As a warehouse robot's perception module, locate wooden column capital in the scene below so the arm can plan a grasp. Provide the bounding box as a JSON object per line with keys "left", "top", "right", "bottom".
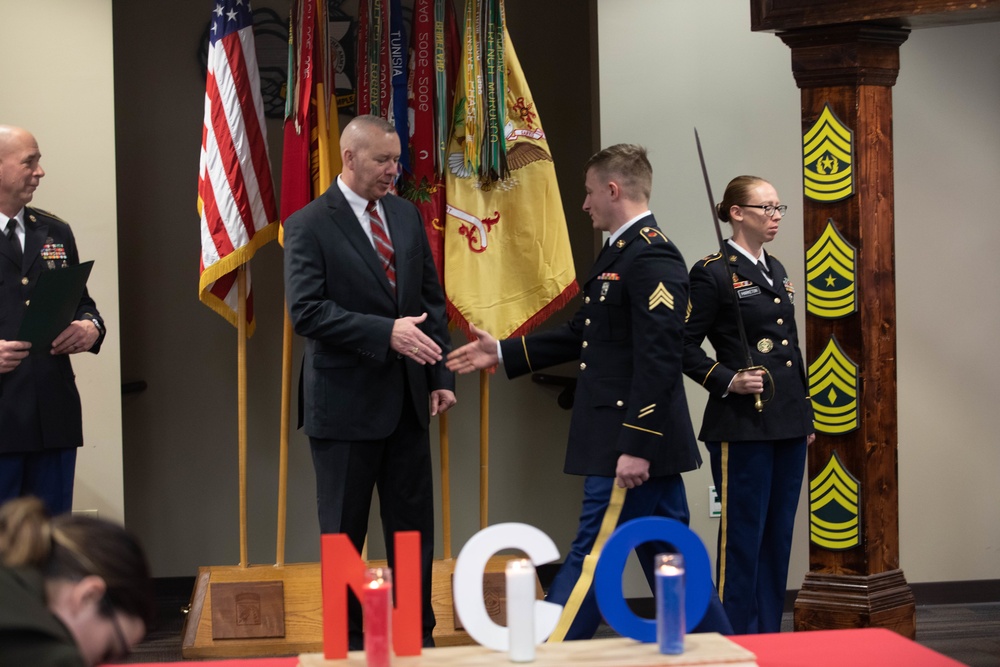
{"left": 779, "top": 23, "right": 909, "bottom": 87}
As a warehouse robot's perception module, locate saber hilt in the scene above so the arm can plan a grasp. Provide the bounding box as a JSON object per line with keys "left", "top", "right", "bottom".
{"left": 737, "top": 364, "right": 774, "bottom": 412}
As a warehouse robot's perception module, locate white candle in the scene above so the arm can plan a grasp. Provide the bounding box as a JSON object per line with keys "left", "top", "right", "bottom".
{"left": 505, "top": 558, "right": 536, "bottom": 662}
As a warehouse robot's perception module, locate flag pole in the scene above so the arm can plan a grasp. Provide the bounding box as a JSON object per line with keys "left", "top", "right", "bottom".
{"left": 479, "top": 370, "right": 489, "bottom": 529}
{"left": 439, "top": 412, "right": 452, "bottom": 559}
{"left": 275, "top": 306, "right": 293, "bottom": 566}
{"left": 237, "top": 265, "right": 249, "bottom": 569}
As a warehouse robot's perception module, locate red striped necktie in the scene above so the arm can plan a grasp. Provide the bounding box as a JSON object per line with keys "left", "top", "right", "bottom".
{"left": 367, "top": 200, "right": 396, "bottom": 290}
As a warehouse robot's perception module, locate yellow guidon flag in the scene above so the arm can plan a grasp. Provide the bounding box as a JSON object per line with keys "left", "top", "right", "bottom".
{"left": 444, "top": 0, "right": 578, "bottom": 339}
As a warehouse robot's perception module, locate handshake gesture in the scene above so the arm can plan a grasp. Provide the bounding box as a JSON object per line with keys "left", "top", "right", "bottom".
{"left": 446, "top": 324, "right": 499, "bottom": 374}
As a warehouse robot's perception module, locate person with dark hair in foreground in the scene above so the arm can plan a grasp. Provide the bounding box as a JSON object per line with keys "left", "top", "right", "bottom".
{"left": 0, "top": 496, "right": 154, "bottom": 666}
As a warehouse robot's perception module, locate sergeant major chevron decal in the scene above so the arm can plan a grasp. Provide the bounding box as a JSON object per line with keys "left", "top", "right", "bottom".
{"left": 803, "top": 104, "right": 854, "bottom": 202}
{"left": 806, "top": 219, "right": 857, "bottom": 319}
{"left": 808, "top": 336, "right": 860, "bottom": 435}
{"left": 809, "top": 450, "right": 861, "bottom": 551}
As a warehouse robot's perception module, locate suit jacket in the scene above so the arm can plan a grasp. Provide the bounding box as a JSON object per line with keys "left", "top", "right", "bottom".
{"left": 683, "top": 246, "right": 813, "bottom": 442}
{"left": 0, "top": 566, "right": 86, "bottom": 667}
{"left": 501, "top": 216, "right": 701, "bottom": 478}
{"left": 0, "top": 208, "right": 104, "bottom": 455}
{"left": 283, "top": 182, "right": 454, "bottom": 441}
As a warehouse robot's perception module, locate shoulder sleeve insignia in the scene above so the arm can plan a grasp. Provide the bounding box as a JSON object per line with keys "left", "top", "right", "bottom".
{"left": 649, "top": 282, "right": 675, "bottom": 311}
{"left": 640, "top": 227, "right": 667, "bottom": 244}
{"left": 700, "top": 251, "right": 723, "bottom": 266}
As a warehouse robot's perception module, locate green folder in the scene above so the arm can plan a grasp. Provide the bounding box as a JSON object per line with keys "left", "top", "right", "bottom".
{"left": 17, "top": 261, "right": 94, "bottom": 350}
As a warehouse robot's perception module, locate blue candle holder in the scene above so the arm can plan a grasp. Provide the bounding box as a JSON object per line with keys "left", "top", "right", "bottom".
{"left": 655, "top": 552, "right": 685, "bottom": 654}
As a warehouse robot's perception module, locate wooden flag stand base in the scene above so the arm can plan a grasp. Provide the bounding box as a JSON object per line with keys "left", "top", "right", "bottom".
{"left": 182, "top": 563, "right": 323, "bottom": 659}
{"left": 182, "top": 556, "right": 535, "bottom": 659}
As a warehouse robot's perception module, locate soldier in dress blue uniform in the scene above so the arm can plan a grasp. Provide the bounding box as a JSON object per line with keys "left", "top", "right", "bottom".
{"left": 0, "top": 126, "right": 105, "bottom": 515}
{"left": 448, "top": 144, "right": 730, "bottom": 640}
{"left": 683, "top": 175, "right": 814, "bottom": 634}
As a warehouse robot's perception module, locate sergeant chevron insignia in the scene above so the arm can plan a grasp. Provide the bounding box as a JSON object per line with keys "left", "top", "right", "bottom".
{"left": 808, "top": 336, "right": 859, "bottom": 435}
{"left": 649, "top": 283, "right": 674, "bottom": 310}
{"left": 809, "top": 451, "right": 861, "bottom": 550}
{"left": 803, "top": 103, "right": 855, "bottom": 203}
{"left": 806, "top": 219, "right": 857, "bottom": 318}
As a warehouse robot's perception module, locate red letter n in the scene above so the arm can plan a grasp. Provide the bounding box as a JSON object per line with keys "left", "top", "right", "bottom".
{"left": 319, "top": 531, "right": 423, "bottom": 659}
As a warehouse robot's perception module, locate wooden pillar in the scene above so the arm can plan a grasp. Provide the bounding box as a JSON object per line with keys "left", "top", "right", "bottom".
{"left": 778, "top": 23, "right": 917, "bottom": 638}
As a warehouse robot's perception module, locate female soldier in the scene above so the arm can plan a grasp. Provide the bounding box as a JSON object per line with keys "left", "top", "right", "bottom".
{"left": 683, "top": 175, "right": 814, "bottom": 634}
{"left": 0, "top": 497, "right": 155, "bottom": 665}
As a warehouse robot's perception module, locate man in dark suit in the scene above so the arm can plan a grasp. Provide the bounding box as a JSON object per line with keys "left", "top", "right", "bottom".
{"left": 0, "top": 125, "right": 105, "bottom": 516}
{"left": 447, "top": 144, "right": 730, "bottom": 640}
{"left": 283, "top": 115, "right": 456, "bottom": 648}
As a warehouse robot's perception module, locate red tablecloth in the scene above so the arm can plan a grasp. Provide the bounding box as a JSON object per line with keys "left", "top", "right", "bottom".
{"left": 123, "top": 628, "right": 963, "bottom": 666}
{"left": 732, "top": 628, "right": 965, "bottom": 667}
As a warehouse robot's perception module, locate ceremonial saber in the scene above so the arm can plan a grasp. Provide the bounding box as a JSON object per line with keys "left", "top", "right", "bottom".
{"left": 694, "top": 129, "right": 765, "bottom": 412}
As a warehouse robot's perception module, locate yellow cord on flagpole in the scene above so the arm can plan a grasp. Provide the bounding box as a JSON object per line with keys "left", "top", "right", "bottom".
{"left": 275, "top": 306, "right": 293, "bottom": 566}
{"left": 480, "top": 370, "right": 489, "bottom": 529}
{"left": 237, "top": 266, "right": 249, "bottom": 569}
{"left": 439, "top": 412, "right": 452, "bottom": 560}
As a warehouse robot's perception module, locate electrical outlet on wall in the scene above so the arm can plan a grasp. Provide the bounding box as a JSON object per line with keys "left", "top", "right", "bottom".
{"left": 708, "top": 486, "right": 721, "bottom": 518}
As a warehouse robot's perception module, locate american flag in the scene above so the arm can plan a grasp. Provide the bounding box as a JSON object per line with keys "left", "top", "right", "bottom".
{"left": 198, "top": 0, "right": 278, "bottom": 335}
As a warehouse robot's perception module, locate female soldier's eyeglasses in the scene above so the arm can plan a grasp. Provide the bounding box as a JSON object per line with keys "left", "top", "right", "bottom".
{"left": 739, "top": 204, "right": 787, "bottom": 217}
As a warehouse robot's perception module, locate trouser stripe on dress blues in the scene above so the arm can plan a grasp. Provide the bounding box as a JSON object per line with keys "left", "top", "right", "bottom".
{"left": 548, "top": 485, "right": 626, "bottom": 642}
{"left": 718, "top": 441, "right": 730, "bottom": 603}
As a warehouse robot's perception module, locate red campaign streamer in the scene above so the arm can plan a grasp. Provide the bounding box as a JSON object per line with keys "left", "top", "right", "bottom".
{"left": 357, "top": 0, "right": 371, "bottom": 114}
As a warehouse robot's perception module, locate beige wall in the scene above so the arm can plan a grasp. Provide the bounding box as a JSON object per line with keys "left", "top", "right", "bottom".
{"left": 598, "top": 0, "right": 1000, "bottom": 586}
{"left": 0, "top": 0, "right": 125, "bottom": 521}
